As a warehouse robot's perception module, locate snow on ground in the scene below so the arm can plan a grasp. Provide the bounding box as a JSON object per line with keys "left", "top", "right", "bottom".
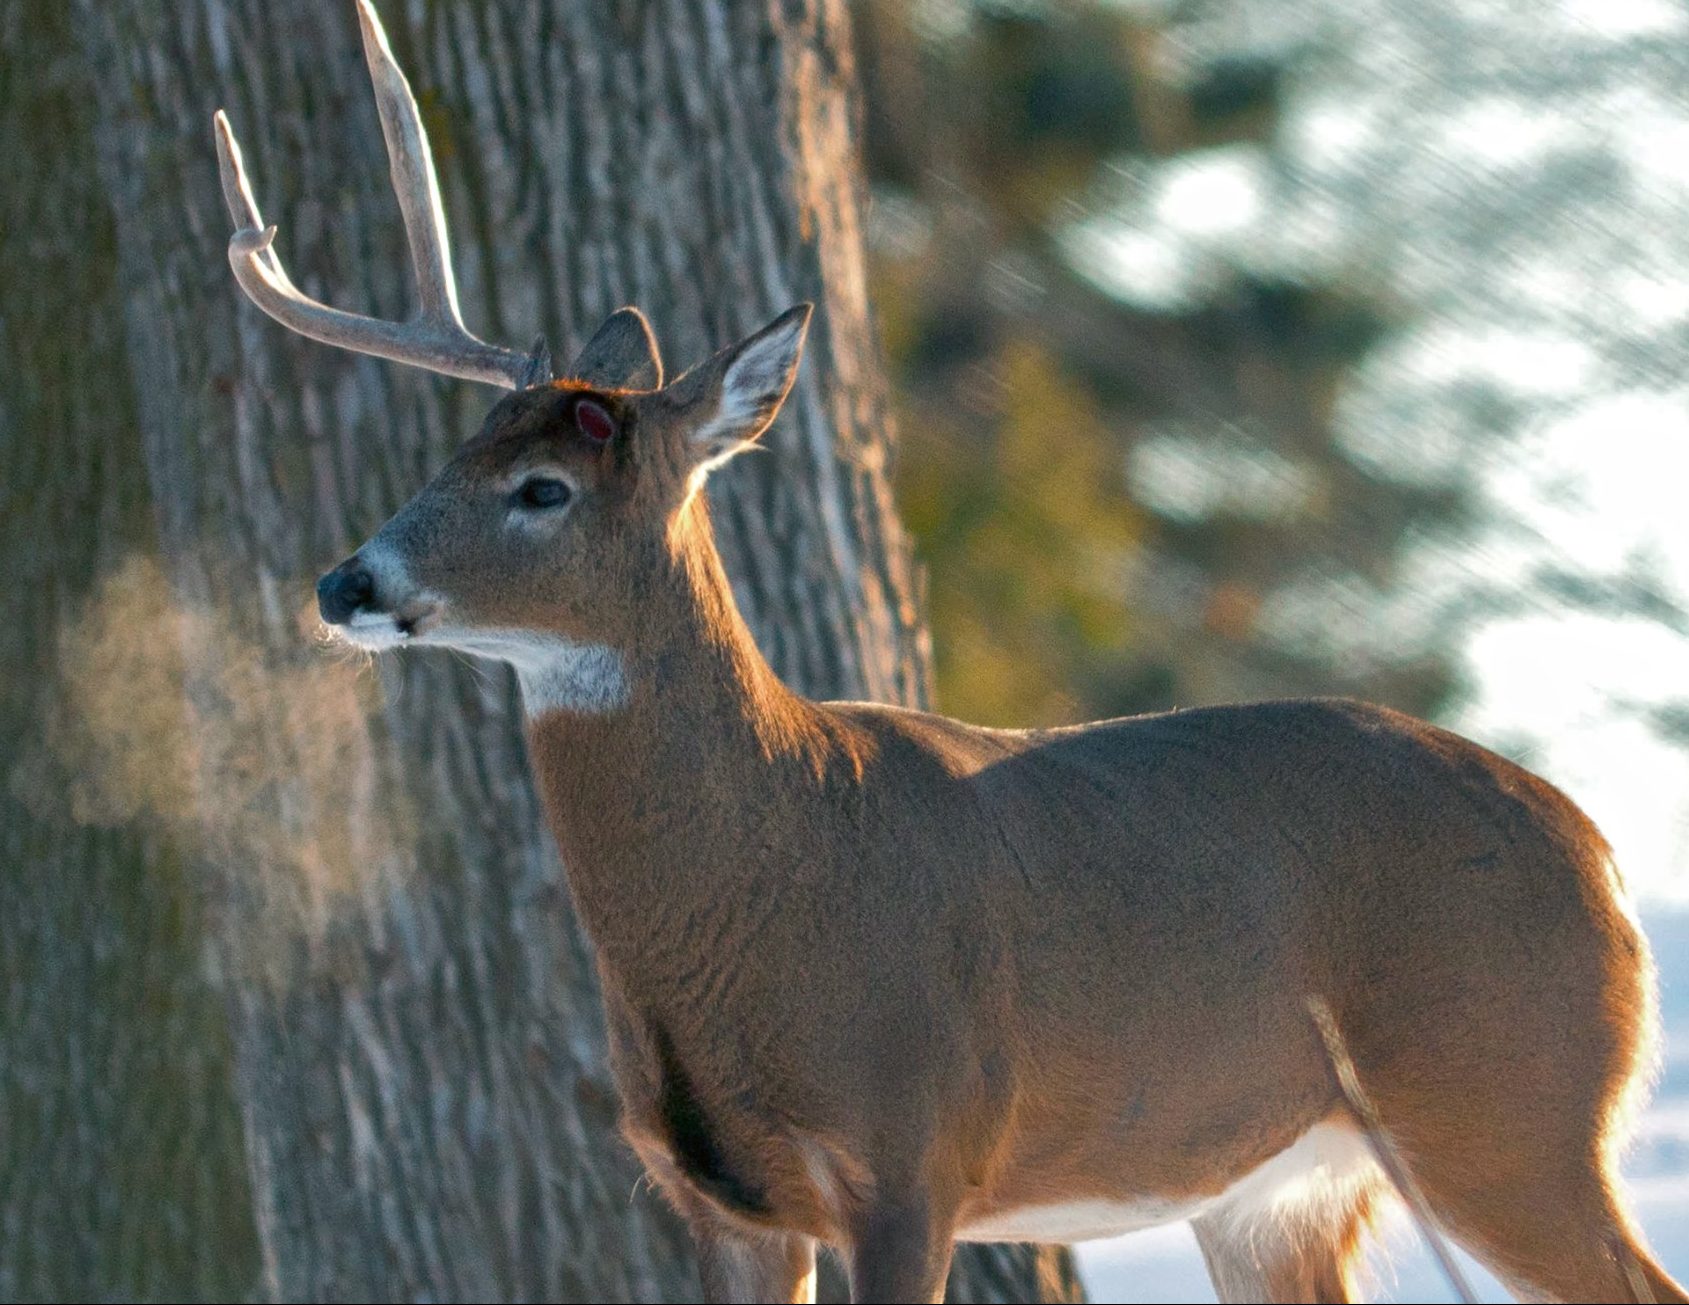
{"left": 1078, "top": 911, "right": 1689, "bottom": 1302}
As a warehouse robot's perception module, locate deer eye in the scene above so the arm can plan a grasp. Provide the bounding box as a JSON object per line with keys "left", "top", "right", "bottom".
{"left": 513, "top": 476, "right": 572, "bottom": 510}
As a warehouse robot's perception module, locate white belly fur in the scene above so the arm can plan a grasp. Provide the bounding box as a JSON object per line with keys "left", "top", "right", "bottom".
{"left": 956, "top": 1121, "right": 1379, "bottom": 1244}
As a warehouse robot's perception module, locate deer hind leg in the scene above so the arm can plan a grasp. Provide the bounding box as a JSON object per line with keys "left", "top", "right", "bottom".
{"left": 1191, "top": 1174, "right": 1383, "bottom": 1304}
{"left": 1361, "top": 986, "right": 1685, "bottom": 1298}
{"left": 1366, "top": 1035, "right": 1686, "bottom": 1301}
{"left": 1407, "top": 1144, "right": 1685, "bottom": 1304}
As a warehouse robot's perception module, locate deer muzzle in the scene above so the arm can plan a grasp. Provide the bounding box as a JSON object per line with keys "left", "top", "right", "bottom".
{"left": 317, "top": 558, "right": 376, "bottom": 625}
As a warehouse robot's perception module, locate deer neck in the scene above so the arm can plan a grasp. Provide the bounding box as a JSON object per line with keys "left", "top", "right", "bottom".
{"left": 521, "top": 496, "right": 821, "bottom": 964}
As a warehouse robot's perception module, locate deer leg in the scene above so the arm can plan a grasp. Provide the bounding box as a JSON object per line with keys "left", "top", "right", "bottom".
{"left": 845, "top": 1193, "right": 955, "bottom": 1304}
{"left": 1353, "top": 1000, "right": 1685, "bottom": 1299}
{"left": 1192, "top": 1179, "right": 1381, "bottom": 1304}
{"left": 691, "top": 1216, "right": 817, "bottom": 1304}
{"left": 1445, "top": 1193, "right": 1685, "bottom": 1303}
{"left": 1357, "top": 1049, "right": 1685, "bottom": 1301}
{"left": 1413, "top": 1156, "right": 1685, "bottom": 1304}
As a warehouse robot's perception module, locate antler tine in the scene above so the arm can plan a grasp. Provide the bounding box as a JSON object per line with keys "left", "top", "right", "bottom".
{"left": 355, "top": 0, "right": 459, "bottom": 326}
{"left": 211, "top": 1, "right": 546, "bottom": 389}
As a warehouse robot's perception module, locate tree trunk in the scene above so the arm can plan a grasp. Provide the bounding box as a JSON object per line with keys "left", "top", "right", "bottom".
{"left": 0, "top": 7, "right": 258, "bottom": 1298}
{"left": 2, "top": 1, "right": 1078, "bottom": 1300}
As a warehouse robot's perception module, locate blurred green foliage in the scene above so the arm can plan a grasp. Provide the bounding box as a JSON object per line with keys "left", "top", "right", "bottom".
{"left": 898, "top": 339, "right": 1140, "bottom": 724}
{"left": 858, "top": 0, "right": 1468, "bottom": 727}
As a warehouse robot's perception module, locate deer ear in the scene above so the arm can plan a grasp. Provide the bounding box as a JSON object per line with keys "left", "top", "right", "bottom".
{"left": 670, "top": 304, "right": 813, "bottom": 469}
{"left": 565, "top": 307, "right": 664, "bottom": 390}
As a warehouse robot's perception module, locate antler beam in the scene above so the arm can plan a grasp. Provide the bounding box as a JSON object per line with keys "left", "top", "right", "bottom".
{"left": 213, "top": 0, "right": 548, "bottom": 389}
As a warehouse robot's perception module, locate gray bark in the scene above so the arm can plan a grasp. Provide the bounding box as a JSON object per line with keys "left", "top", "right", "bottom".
{"left": 2, "top": 0, "right": 1076, "bottom": 1300}
{"left": 0, "top": 3, "right": 258, "bottom": 1297}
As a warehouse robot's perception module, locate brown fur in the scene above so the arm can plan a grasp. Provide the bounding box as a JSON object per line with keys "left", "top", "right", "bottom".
{"left": 333, "top": 311, "right": 1684, "bottom": 1304}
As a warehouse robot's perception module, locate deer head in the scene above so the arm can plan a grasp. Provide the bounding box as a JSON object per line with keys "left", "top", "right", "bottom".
{"left": 313, "top": 307, "right": 810, "bottom": 710}
{"left": 215, "top": 0, "right": 810, "bottom": 713}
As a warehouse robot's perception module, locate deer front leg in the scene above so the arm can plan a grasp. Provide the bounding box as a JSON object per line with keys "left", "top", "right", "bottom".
{"left": 846, "top": 1194, "right": 956, "bottom": 1304}
{"left": 691, "top": 1219, "right": 817, "bottom": 1304}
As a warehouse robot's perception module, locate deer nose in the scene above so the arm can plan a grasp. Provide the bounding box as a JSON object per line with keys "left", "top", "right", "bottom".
{"left": 317, "top": 559, "right": 376, "bottom": 625}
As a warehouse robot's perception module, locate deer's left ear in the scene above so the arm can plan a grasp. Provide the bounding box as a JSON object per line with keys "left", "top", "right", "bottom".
{"left": 566, "top": 307, "right": 664, "bottom": 390}
{"left": 668, "top": 304, "right": 813, "bottom": 472}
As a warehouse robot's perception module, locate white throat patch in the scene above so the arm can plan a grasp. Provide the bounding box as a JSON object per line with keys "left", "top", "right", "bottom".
{"left": 332, "top": 617, "right": 626, "bottom": 717}
{"left": 441, "top": 629, "right": 630, "bottom": 718}
{"left": 329, "top": 542, "right": 627, "bottom": 716}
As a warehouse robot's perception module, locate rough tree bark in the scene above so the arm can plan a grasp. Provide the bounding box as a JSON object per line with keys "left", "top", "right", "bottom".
{"left": 2, "top": 1, "right": 1081, "bottom": 1300}
{"left": 0, "top": 5, "right": 258, "bottom": 1297}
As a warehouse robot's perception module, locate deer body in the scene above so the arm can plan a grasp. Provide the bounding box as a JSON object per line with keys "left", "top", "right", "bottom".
{"left": 215, "top": 10, "right": 1683, "bottom": 1298}
{"left": 524, "top": 490, "right": 1669, "bottom": 1303}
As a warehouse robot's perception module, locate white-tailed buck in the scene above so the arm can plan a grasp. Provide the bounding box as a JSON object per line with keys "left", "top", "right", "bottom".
{"left": 215, "top": 5, "right": 1683, "bottom": 1302}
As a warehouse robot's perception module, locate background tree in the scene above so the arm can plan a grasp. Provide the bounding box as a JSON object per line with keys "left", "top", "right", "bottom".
{"left": 0, "top": 1, "right": 1076, "bottom": 1300}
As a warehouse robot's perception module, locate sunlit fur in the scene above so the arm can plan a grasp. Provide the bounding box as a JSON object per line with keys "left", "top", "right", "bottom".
{"left": 322, "top": 307, "right": 1684, "bottom": 1305}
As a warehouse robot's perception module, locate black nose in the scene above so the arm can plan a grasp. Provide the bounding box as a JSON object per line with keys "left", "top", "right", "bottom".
{"left": 317, "top": 559, "right": 375, "bottom": 625}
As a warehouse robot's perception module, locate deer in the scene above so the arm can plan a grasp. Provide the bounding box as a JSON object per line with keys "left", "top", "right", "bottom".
{"left": 212, "top": 5, "right": 1684, "bottom": 1303}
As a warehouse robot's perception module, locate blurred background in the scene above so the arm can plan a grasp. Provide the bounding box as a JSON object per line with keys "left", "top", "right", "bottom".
{"left": 855, "top": 0, "right": 1688, "bottom": 1297}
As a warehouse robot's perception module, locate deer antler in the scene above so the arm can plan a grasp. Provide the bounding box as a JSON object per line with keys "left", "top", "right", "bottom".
{"left": 212, "top": 0, "right": 549, "bottom": 388}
